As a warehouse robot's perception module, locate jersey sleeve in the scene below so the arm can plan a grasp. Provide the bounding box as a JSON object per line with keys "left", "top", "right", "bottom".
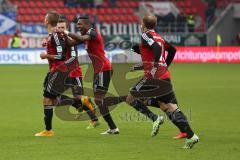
{"left": 52, "top": 32, "right": 66, "bottom": 60}
{"left": 141, "top": 32, "right": 155, "bottom": 46}
{"left": 86, "top": 28, "right": 97, "bottom": 40}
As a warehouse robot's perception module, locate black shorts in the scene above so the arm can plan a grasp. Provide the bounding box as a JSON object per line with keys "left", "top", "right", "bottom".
{"left": 43, "top": 72, "right": 64, "bottom": 99}
{"left": 131, "top": 78, "right": 178, "bottom": 104}
{"left": 65, "top": 77, "right": 84, "bottom": 96}
{"left": 93, "top": 70, "right": 113, "bottom": 93}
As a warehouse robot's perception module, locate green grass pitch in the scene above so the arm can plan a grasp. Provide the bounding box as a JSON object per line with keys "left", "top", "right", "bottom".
{"left": 0, "top": 64, "right": 240, "bottom": 160}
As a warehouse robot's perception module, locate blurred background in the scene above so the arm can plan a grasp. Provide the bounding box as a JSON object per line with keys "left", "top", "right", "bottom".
{"left": 0, "top": 0, "right": 240, "bottom": 64}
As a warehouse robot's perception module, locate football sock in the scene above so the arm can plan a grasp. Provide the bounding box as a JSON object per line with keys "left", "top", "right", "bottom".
{"left": 44, "top": 105, "right": 54, "bottom": 131}
{"left": 82, "top": 105, "right": 98, "bottom": 121}
{"left": 97, "top": 100, "right": 117, "bottom": 129}
{"left": 130, "top": 99, "right": 158, "bottom": 122}
{"left": 103, "top": 114, "right": 117, "bottom": 129}
{"left": 166, "top": 109, "right": 194, "bottom": 138}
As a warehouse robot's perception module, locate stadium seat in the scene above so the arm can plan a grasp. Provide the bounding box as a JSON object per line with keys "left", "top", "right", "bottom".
{"left": 77, "top": 8, "right": 84, "bottom": 14}
{"left": 58, "top": 1, "right": 65, "bottom": 7}
{"left": 177, "top": 1, "right": 185, "bottom": 8}
{"left": 25, "top": 15, "right": 32, "bottom": 23}
{"left": 84, "top": 8, "right": 92, "bottom": 15}
{"left": 98, "top": 15, "right": 104, "bottom": 22}
{"left": 69, "top": 8, "right": 78, "bottom": 15}
{"left": 24, "top": 8, "right": 32, "bottom": 15}
{"left": 36, "top": 1, "right": 44, "bottom": 8}
{"left": 20, "top": 1, "right": 28, "bottom": 8}
{"left": 112, "top": 15, "right": 120, "bottom": 23}
{"left": 126, "top": 8, "right": 134, "bottom": 14}
{"left": 16, "top": 15, "right": 25, "bottom": 23}
{"left": 104, "top": 15, "right": 112, "bottom": 23}
{"left": 28, "top": 1, "right": 36, "bottom": 8}
{"left": 18, "top": 8, "right": 25, "bottom": 15}
{"left": 112, "top": 8, "right": 121, "bottom": 15}
{"left": 105, "top": 8, "right": 113, "bottom": 15}
{"left": 97, "top": 8, "right": 106, "bottom": 15}
{"left": 32, "top": 15, "right": 39, "bottom": 23}
{"left": 129, "top": 1, "right": 139, "bottom": 8}
{"left": 118, "top": 15, "right": 126, "bottom": 23}
{"left": 44, "top": 1, "right": 51, "bottom": 8}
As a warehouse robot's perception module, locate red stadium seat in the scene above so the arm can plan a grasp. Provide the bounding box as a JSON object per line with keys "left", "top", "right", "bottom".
{"left": 16, "top": 15, "right": 25, "bottom": 23}
{"left": 191, "top": 8, "right": 197, "bottom": 15}
{"left": 61, "top": 8, "right": 70, "bottom": 15}
{"left": 25, "top": 15, "right": 32, "bottom": 23}
{"left": 32, "top": 15, "right": 39, "bottom": 23}
{"left": 122, "top": 1, "right": 129, "bottom": 8}
{"left": 20, "top": 1, "right": 28, "bottom": 8}
{"left": 121, "top": 9, "right": 128, "bottom": 15}
{"left": 98, "top": 15, "right": 104, "bottom": 23}
{"left": 69, "top": 8, "right": 78, "bottom": 15}
{"left": 44, "top": 1, "right": 51, "bottom": 8}
{"left": 36, "top": 1, "right": 44, "bottom": 8}
{"left": 102, "top": 15, "right": 111, "bottom": 23}
{"left": 40, "top": 8, "right": 47, "bottom": 15}
{"left": 50, "top": 1, "right": 58, "bottom": 8}
{"left": 84, "top": 8, "right": 92, "bottom": 15}
{"left": 77, "top": 8, "right": 84, "bottom": 14}
{"left": 129, "top": 1, "right": 139, "bottom": 8}
{"left": 177, "top": 1, "right": 185, "bottom": 8}
{"left": 18, "top": 8, "right": 25, "bottom": 15}
{"left": 184, "top": 8, "right": 191, "bottom": 14}
{"left": 133, "top": 15, "right": 139, "bottom": 23}
{"left": 126, "top": 8, "right": 134, "bottom": 14}
{"left": 33, "top": 8, "right": 41, "bottom": 14}
{"left": 118, "top": 15, "right": 126, "bottom": 23}
{"left": 97, "top": 8, "right": 106, "bottom": 15}
{"left": 105, "top": 8, "right": 113, "bottom": 15}
{"left": 28, "top": 1, "right": 35, "bottom": 8}
{"left": 57, "top": 1, "right": 65, "bottom": 7}
{"left": 21, "top": 8, "right": 32, "bottom": 15}
{"left": 112, "top": 15, "right": 120, "bottom": 22}
{"left": 185, "top": 0, "right": 192, "bottom": 8}
{"left": 112, "top": 8, "right": 121, "bottom": 15}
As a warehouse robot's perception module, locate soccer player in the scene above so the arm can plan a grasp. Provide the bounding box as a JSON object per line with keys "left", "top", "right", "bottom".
{"left": 63, "top": 16, "right": 119, "bottom": 134}
{"left": 35, "top": 11, "right": 92, "bottom": 137}
{"left": 127, "top": 14, "right": 199, "bottom": 149}
{"left": 131, "top": 46, "right": 188, "bottom": 139}
{"left": 57, "top": 17, "right": 99, "bottom": 129}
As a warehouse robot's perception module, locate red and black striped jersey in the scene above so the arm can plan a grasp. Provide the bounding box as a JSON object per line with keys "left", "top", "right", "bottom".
{"left": 140, "top": 30, "right": 171, "bottom": 79}
{"left": 66, "top": 44, "right": 82, "bottom": 78}
{"left": 84, "top": 28, "right": 112, "bottom": 73}
{"left": 46, "top": 32, "right": 67, "bottom": 72}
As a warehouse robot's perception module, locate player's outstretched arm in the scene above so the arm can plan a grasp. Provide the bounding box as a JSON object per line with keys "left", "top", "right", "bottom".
{"left": 64, "top": 31, "right": 91, "bottom": 42}
{"left": 65, "top": 37, "right": 80, "bottom": 47}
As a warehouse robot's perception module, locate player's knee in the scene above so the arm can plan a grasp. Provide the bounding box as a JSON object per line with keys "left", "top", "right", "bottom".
{"left": 43, "top": 97, "right": 56, "bottom": 106}
{"left": 161, "top": 102, "right": 178, "bottom": 112}
{"left": 74, "top": 95, "right": 82, "bottom": 101}
{"left": 126, "top": 94, "right": 135, "bottom": 105}
{"left": 94, "top": 98, "right": 103, "bottom": 107}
